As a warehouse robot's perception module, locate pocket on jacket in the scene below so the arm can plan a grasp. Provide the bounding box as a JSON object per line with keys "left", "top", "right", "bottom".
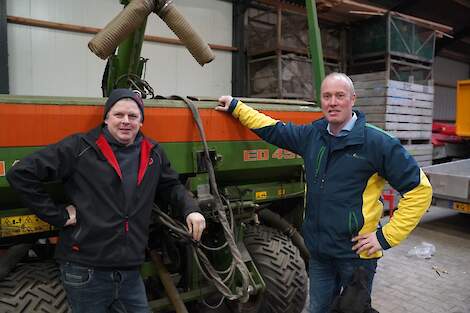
{"left": 60, "top": 262, "right": 93, "bottom": 288}
{"left": 70, "top": 223, "right": 83, "bottom": 242}
{"left": 321, "top": 197, "right": 361, "bottom": 240}
{"left": 69, "top": 209, "right": 86, "bottom": 243}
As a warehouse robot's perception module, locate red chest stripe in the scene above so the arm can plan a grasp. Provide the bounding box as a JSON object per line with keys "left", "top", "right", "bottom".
{"left": 96, "top": 134, "right": 122, "bottom": 180}
{"left": 138, "top": 138, "right": 154, "bottom": 185}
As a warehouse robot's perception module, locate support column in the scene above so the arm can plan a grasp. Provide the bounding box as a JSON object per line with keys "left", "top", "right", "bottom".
{"left": 232, "top": 0, "right": 249, "bottom": 97}
{"left": 0, "top": 0, "right": 9, "bottom": 94}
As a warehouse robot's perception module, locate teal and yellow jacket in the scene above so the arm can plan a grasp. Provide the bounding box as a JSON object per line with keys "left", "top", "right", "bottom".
{"left": 228, "top": 99, "right": 432, "bottom": 259}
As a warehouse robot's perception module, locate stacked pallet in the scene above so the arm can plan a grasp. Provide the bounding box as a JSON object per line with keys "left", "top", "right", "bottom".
{"left": 351, "top": 71, "right": 433, "bottom": 167}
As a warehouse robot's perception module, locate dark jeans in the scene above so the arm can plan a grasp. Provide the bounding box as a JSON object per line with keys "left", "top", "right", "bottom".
{"left": 308, "top": 257, "right": 377, "bottom": 313}
{"left": 59, "top": 262, "right": 150, "bottom": 313}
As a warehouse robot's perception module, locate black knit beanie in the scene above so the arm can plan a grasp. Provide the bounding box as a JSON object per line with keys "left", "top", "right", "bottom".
{"left": 103, "top": 89, "right": 145, "bottom": 122}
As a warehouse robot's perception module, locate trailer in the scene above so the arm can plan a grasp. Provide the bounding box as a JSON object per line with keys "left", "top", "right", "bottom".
{"left": 423, "top": 158, "right": 470, "bottom": 214}
{"left": 424, "top": 80, "right": 470, "bottom": 214}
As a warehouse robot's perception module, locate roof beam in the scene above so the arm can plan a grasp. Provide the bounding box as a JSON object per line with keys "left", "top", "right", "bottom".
{"left": 451, "top": 0, "right": 470, "bottom": 9}
{"left": 436, "top": 25, "right": 470, "bottom": 52}
{"left": 390, "top": 0, "right": 418, "bottom": 12}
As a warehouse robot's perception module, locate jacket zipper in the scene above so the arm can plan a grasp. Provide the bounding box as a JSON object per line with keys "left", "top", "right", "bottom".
{"left": 314, "top": 145, "right": 326, "bottom": 183}
{"left": 314, "top": 145, "right": 326, "bottom": 257}
{"left": 124, "top": 216, "right": 129, "bottom": 233}
{"left": 320, "top": 146, "right": 334, "bottom": 190}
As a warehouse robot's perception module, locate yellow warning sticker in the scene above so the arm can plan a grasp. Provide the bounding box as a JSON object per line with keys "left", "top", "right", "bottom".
{"left": 255, "top": 191, "right": 268, "bottom": 200}
{"left": 0, "top": 214, "right": 53, "bottom": 237}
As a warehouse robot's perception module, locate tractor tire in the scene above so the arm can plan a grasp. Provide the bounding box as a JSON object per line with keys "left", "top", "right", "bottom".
{"left": 239, "top": 224, "right": 308, "bottom": 313}
{"left": 0, "top": 262, "right": 70, "bottom": 313}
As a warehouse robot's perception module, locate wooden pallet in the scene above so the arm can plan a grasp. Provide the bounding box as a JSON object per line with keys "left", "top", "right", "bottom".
{"left": 406, "top": 144, "right": 433, "bottom": 166}
{"left": 351, "top": 73, "right": 433, "bottom": 141}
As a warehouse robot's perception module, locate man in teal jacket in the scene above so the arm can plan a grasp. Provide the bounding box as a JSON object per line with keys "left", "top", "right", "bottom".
{"left": 215, "top": 73, "right": 432, "bottom": 312}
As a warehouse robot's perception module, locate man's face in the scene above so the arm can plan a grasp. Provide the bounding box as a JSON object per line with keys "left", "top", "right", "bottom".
{"left": 320, "top": 76, "right": 355, "bottom": 127}
{"left": 104, "top": 99, "right": 142, "bottom": 145}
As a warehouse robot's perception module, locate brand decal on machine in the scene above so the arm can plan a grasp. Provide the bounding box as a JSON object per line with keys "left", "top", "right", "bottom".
{"left": 243, "top": 149, "right": 301, "bottom": 162}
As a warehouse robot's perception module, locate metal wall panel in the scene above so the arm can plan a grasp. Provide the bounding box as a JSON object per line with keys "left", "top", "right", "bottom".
{"left": 433, "top": 57, "right": 470, "bottom": 121}
{"left": 7, "top": 0, "right": 232, "bottom": 97}
{"left": 434, "top": 86, "right": 456, "bottom": 121}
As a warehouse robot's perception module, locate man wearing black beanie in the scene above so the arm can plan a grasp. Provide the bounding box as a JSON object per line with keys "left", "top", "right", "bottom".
{"left": 7, "top": 88, "right": 206, "bottom": 313}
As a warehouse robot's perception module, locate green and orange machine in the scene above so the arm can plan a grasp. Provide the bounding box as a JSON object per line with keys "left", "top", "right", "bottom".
{"left": 0, "top": 1, "right": 324, "bottom": 312}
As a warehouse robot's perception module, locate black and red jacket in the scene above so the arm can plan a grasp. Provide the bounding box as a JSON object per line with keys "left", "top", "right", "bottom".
{"left": 7, "top": 127, "right": 199, "bottom": 268}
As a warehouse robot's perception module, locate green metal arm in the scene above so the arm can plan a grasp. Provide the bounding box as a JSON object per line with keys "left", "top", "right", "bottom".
{"left": 102, "top": 1, "right": 148, "bottom": 96}
{"left": 306, "top": 0, "right": 325, "bottom": 104}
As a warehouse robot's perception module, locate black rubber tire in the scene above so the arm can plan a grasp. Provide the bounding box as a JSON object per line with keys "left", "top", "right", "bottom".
{"left": 239, "top": 224, "right": 308, "bottom": 313}
{"left": 0, "top": 262, "right": 70, "bottom": 313}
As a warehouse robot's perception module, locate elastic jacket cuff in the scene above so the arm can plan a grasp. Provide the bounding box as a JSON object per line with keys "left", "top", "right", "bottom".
{"left": 183, "top": 207, "right": 202, "bottom": 220}
{"left": 228, "top": 98, "right": 239, "bottom": 113}
{"left": 376, "top": 228, "right": 391, "bottom": 250}
{"left": 44, "top": 204, "right": 70, "bottom": 228}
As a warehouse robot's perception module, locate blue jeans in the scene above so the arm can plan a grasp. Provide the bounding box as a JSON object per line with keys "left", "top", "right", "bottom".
{"left": 308, "top": 257, "right": 377, "bottom": 313}
{"left": 59, "top": 262, "right": 150, "bottom": 313}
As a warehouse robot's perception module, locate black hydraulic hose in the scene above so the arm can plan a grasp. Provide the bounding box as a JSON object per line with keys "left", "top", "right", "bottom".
{"left": 153, "top": 200, "right": 240, "bottom": 299}
{"left": 257, "top": 209, "right": 310, "bottom": 264}
{"left": 0, "top": 244, "right": 32, "bottom": 280}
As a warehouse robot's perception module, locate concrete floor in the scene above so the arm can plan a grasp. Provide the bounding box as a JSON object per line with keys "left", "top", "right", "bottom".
{"left": 371, "top": 206, "right": 470, "bottom": 313}
{"left": 195, "top": 206, "right": 470, "bottom": 313}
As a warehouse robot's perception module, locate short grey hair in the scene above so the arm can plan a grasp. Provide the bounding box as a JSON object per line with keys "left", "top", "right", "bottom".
{"left": 321, "top": 72, "right": 356, "bottom": 96}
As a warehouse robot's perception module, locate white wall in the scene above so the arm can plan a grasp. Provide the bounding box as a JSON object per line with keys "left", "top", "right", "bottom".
{"left": 433, "top": 56, "right": 470, "bottom": 121}
{"left": 6, "top": 0, "right": 233, "bottom": 97}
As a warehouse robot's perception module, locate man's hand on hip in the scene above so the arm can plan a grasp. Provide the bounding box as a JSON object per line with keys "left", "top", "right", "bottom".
{"left": 352, "top": 231, "right": 383, "bottom": 256}
{"left": 186, "top": 212, "right": 206, "bottom": 241}
{"left": 64, "top": 205, "right": 77, "bottom": 226}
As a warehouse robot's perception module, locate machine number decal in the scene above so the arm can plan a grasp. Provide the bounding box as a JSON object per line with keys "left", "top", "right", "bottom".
{"left": 0, "top": 214, "right": 53, "bottom": 237}
{"left": 0, "top": 161, "right": 5, "bottom": 176}
{"left": 272, "top": 149, "right": 297, "bottom": 160}
{"left": 255, "top": 191, "right": 268, "bottom": 200}
{"left": 243, "top": 149, "right": 300, "bottom": 162}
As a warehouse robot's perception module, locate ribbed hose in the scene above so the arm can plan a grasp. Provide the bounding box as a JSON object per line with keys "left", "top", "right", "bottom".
{"left": 88, "top": 0, "right": 155, "bottom": 60}
{"left": 257, "top": 209, "right": 310, "bottom": 264}
{"left": 0, "top": 244, "right": 32, "bottom": 280}
{"left": 156, "top": 1, "right": 215, "bottom": 66}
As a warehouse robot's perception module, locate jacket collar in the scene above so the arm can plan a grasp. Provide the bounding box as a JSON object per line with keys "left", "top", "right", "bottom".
{"left": 315, "top": 110, "right": 366, "bottom": 150}
{"left": 83, "top": 126, "right": 155, "bottom": 185}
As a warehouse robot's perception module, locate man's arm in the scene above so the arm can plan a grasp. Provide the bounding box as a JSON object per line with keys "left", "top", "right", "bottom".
{"left": 376, "top": 140, "right": 432, "bottom": 249}
{"left": 363, "top": 138, "right": 432, "bottom": 253}
{"left": 6, "top": 136, "right": 79, "bottom": 227}
{"left": 155, "top": 147, "right": 205, "bottom": 241}
{"left": 352, "top": 138, "right": 432, "bottom": 256}
{"left": 216, "top": 96, "right": 310, "bottom": 156}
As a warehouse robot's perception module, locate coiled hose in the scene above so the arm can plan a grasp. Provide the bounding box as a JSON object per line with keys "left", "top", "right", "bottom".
{"left": 154, "top": 95, "right": 251, "bottom": 303}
